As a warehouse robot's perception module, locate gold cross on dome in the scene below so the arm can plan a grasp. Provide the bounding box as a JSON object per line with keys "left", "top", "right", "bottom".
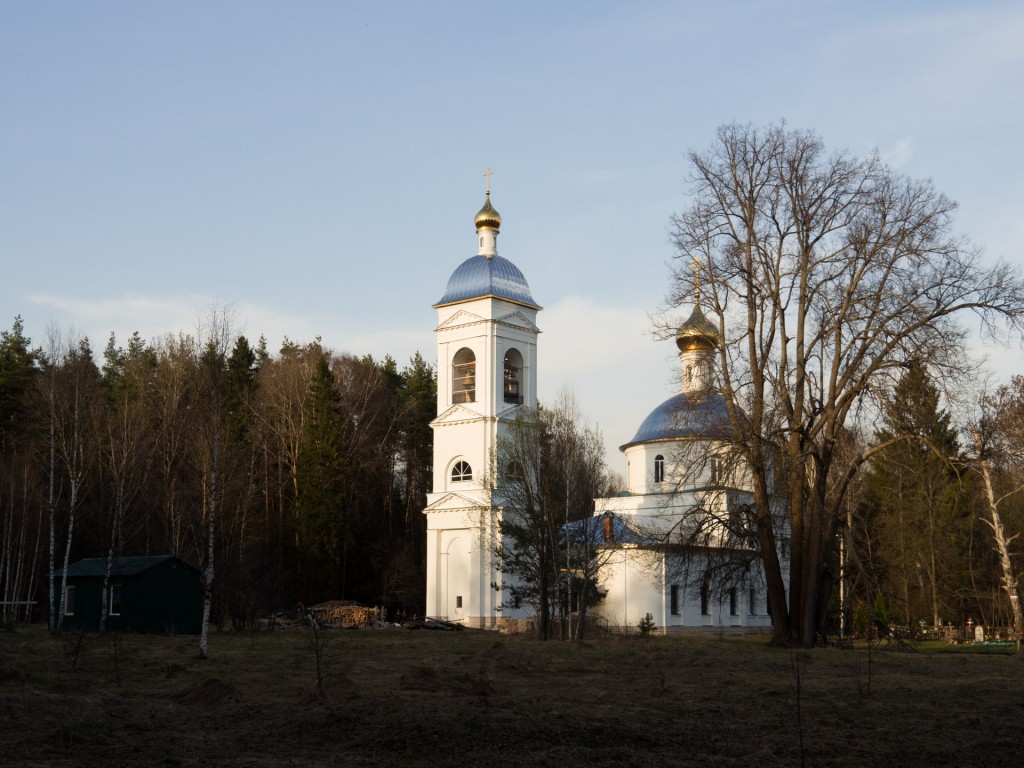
{"left": 691, "top": 256, "right": 702, "bottom": 306}
{"left": 483, "top": 167, "right": 493, "bottom": 194}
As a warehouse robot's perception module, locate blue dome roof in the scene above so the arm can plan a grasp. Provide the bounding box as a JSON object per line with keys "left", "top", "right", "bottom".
{"left": 434, "top": 254, "right": 539, "bottom": 308}
{"left": 621, "top": 391, "right": 732, "bottom": 449}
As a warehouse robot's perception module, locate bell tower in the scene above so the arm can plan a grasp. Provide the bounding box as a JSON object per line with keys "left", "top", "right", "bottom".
{"left": 423, "top": 176, "right": 541, "bottom": 627}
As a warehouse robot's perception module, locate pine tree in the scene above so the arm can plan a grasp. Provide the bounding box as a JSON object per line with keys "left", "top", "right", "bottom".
{"left": 398, "top": 353, "right": 435, "bottom": 538}
{"left": 862, "top": 360, "right": 970, "bottom": 629}
{"left": 0, "top": 317, "right": 39, "bottom": 625}
{"left": 224, "top": 335, "right": 258, "bottom": 443}
{"left": 294, "top": 354, "right": 347, "bottom": 598}
{"left": 0, "top": 317, "right": 38, "bottom": 447}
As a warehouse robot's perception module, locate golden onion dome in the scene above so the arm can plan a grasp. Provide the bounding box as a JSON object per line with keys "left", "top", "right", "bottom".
{"left": 474, "top": 192, "right": 502, "bottom": 231}
{"left": 676, "top": 303, "right": 720, "bottom": 352}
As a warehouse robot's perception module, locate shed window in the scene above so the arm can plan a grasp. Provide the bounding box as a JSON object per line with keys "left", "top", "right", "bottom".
{"left": 110, "top": 584, "right": 123, "bottom": 616}
{"left": 451, "top": 461, "right": 473, "bottom": 482}
{"left": 654, "top": 454, "right": 665, "bottom": 484}
{"left": 64, "top": 586, "right": 76, "bottom": 616}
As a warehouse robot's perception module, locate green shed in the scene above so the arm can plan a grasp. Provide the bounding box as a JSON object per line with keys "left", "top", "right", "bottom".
{"left": 55, "top": 556, "right": 203, "bottom": 634}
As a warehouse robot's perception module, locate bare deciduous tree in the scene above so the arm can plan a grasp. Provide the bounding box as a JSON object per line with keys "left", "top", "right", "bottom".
{"left": 669, "top": 123, "right": 1024, "bottom": 645}
{"left": 491, "top": 390, "right": 609, "bottom": 640}
{"left": 149, "top": 333, "right": 201, "bottom": 559}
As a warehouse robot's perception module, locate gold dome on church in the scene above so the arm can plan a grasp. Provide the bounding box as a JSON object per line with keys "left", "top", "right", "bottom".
{"left": 676, "top": 303, "right": 720, "bottom": 352}
{"left": 474, "top": 192, "right": 502, "bottom": 231}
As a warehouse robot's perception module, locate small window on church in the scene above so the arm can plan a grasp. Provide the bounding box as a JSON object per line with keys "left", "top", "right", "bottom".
{"left": 709, "top": 455, "right": 721, "bottom": 484}
{"left": 452, "top": 348, "right": 476, "bottom": 403}
{"left": 700, "top": 581, "right": 710, "bottom": 616}
{"left": 505, "top": 460, "right": 524, "bottom": 483}
{"left": 729, "top": 587, "right": 739, "bottom": 616}
{"left": 451, "top": 461, "right": 473, "bottom": 482}
{"left": 670, "top": 584, "right": 680, "bottom": 615}
{"left": 749, "top": 588, "right": 758, "bottom": 616}
{"left": 456, "top": 595, "right": 463, "bottom": 609}
{"left": 503, "top": 348, "right": 523, "bottom": 404}
{"left": 654, "top": 455, "right": 665, "bottom": 484}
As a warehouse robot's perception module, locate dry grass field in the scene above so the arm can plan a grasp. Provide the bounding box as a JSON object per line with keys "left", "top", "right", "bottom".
{"left": 1, "top": 624, "right": 1022, "bottom": 767}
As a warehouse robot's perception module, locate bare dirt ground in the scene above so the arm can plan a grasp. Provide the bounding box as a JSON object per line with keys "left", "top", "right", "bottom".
{"left": 1, "top": 625, "right": 1021, "bottom": 767}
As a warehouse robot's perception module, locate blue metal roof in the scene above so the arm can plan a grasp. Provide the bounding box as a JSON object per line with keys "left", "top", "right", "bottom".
{"left": 565, "top": 512, "right": 694, "bottom": 546}
{"left": 564, "top": 514, "right": 654, "bottom": 546}
{"left": 434, "top": 254, "right": 539, "bottom": 308}
{"left": 621, "top": 391, "right": 732, "bottom": 450}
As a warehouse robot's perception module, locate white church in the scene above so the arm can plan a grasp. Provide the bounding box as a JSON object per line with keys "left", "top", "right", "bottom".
{"left": 423, "top": 185, "right": 787, "bottom": 633}
{"left": 583, "top": 303, "right": 787, "bottom": 633}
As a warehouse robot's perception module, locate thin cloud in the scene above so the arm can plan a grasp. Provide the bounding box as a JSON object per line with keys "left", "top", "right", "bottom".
{"left": 882, "top": 139, "right": 913, "bottom": 168}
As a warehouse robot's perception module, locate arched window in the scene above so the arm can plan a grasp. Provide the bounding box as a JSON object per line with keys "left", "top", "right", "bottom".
{"left": 452, "top": 348, "right": 476, "bottom": 403}
{"left": 654, "top": 454, "right": 665, "bottom": 484}
{"left": 451, "top": 461, "right": 473, "bottom": 482}
{"left": 503, "top": 348, "right": 523, "bottom": 404}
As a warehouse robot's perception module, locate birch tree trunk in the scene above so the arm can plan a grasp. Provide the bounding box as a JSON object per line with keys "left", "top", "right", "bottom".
{"left": 199, "top": 425, "right": 219, "bottom": 659}
{"left": 57, "top": 365, "right": 84, "bottom": 635}
{"left": 47, "top": 357, "right": 57, "bottom": 632}
{"left": 974, "top": 437, "right": 1023, "bottom": 642}
{"left": 198, "top": 308, "right": 231, "bottom": 660}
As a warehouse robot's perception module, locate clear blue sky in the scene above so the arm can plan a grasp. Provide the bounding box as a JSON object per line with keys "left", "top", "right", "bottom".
{"left": 3, "top": 1, "right": 1022, "bottom": 471}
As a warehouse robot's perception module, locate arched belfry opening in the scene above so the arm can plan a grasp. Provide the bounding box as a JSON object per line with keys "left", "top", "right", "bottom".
{"left": 503, "top": 348, "right": 523, "bottom": 405}
{"left": 452, "top": 347, "right": 476, "bottom": 403}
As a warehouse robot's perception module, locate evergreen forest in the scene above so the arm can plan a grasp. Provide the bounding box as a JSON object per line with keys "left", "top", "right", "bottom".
{"left": 0, "top": 316, "right": 435, "bottom": 629}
